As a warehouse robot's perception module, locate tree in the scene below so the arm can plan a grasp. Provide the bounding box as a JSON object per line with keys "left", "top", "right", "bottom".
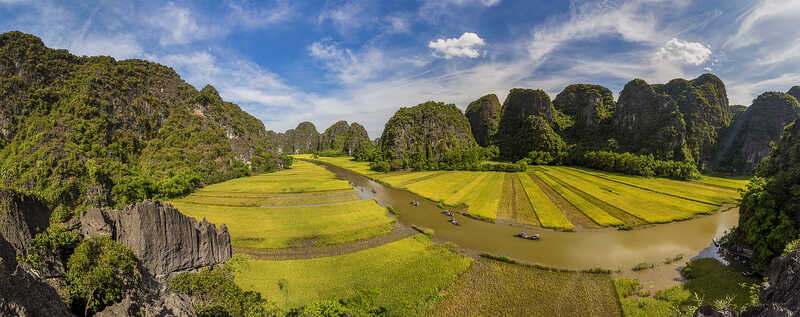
{"left": 66, "top": 236, "right": 138, "bottom": 316}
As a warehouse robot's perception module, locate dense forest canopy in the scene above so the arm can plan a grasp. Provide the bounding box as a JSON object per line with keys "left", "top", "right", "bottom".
{"left": 0, "top": 31, "right": 290, "bottom": 214}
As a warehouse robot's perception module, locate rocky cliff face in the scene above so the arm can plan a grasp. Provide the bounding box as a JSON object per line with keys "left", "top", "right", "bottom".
{"left": 553, "top": 84, "right": 615, "bottom": 146}
{"left": 788, "top": 86, "right": 800, "bottom": 101}
{"left": 659, "top": 74, "right": 730, "bottom": 165}
{"left": 613, "top": 78, "right": 691, "bottom": 161}
{"left": 283, "top": 121, "right": 320, "bottom": 154}
{"left": 81, "top": 200, "right": 232, "bottom": 281}
{"left": 318, "top": 120, "right": 371, "bottom": 155}
{"left": 0, "top": 190, "right": 73, "bottom": 316}
{"left": 465, "top": 94, "right": 501, "bottom": 147}
{"left": 379, "top": 101, "right": 476, "bottom": 169}
{"left": 495, "top": 89, "right": 557, "bottom": 160}
{"left": 0, "top": 31, "right": 286, "bottom": 210}
{"left": 714, "top": 91, "right": 800, "bottom": 173}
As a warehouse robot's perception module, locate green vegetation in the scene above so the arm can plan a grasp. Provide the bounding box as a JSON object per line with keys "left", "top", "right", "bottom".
{"left": 0, "top": 31, "right": 289, "bottom": 214}
{"left": 170, "top": 255, "right": 274, "bottom": 316}
{"left": 317, "top": 120, "right": 373, "bottom": 157}
{"left": 172, "top": 199, "right": 393, "bottom": 249}
{"left": 179, "top": 190, "right": 361, "bottom": 208}
{"left": 580, "top": 151, "right": 701, "bottom": 180}
{"left": 615, "top": 258, "right": 756, "bottom": 316}
{"left": 374, "top": 101, "right": 487, "bottom": 171}
{"left": 19, "top": 223, "right": 80, "bottom": 268}
{"left": 518, "top": 173, "right": 573, "bottom": 230}
{"left": 431, "top": 259, "right": 621, "bottom": 316}
{"left": 235, "top": 235, "right": 472, "bottom": 313}
{"left": 65, "top": 236, "right": 138, "bottom": 316}
{"left": 734, "top": 120, "right": 800, "bottom": 271}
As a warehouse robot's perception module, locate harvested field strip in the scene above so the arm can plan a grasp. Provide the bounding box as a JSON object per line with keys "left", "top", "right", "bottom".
{"left": 496, "top": 174, "right": 515, "bottom": 222}
{"left": 540, "top": 168, "right": 701, "bottom": 223}
{"left": 234, "top": 222, "right": 416, "bottom": 260}
{"left": 518, "top": 173, "right": 574, "bottom": 230}
{"left": 528, "top": 172, "right": 599, "bottom": 229}
{"left": 235, "top": 235, "right": 472, "bottom": 311}
{"left": 180, "top": 190, "right": 361, "bottom": 207}
{"left": 511, "top": 174, "right": 539, "bottom": 226}
{"left": 170, "top": 199, "right": 394, "bottom": 249}
{"left": 538, "top": 171, "right": 644, "bottom": 227}
{"left": 430, "top": 259, "right": 621, "bottom": 317}
{"left": 459, "top": 172, "right": 505, "bottom": 220}
{"left": 535, "top": 171, "right": 624, "bottom": 227}
{"left": 564, "top": 167, "right": 729, "bottom": 206}
{"left": 196, "top": 160, "right": 351, "bottom": 193}
{"left": 551, "top": 167, "right": 718, "bottom": 216}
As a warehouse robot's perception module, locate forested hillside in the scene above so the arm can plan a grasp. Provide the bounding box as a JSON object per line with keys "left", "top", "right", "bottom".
{"left": 0, "top": 31, "right": 290, "bottom": 213}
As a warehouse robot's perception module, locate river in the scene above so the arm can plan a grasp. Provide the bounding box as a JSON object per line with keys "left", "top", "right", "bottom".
{"left": 317, "top": 161, "right": 738, "bottom": 270}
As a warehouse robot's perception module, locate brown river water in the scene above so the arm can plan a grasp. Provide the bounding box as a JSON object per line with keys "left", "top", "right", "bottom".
{"left": 316, "top": 161, "right": 739, "bottom": 270}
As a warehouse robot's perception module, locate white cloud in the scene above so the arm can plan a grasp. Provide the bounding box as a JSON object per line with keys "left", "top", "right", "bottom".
{"left": 654, "top": 38, "right": 711, "bottom": 65}
{"left": 70, "top": 33, "right": 143, "bottom": 59}
{"left": 317, "top": 1, "right": 366, "bottom": 32}
{"left": 149, "top": 3, "right": 207, "bottom": 46}
{"left": 428, "top": 32, "right": 486, "bottom": 59}
{"left": 424, "top": 0, "right": 501, "bottom": 8}
{"left": 385, "top": 14, "right": 411, "bottom": 34}
{"left": 725, "top": 0, "right": 800, "bottom": 50}
{"left": 226, "top": 0, "right": 292, "bottom": 28}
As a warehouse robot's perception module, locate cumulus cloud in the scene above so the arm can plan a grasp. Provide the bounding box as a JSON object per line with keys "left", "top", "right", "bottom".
{"left": 428, "top": 32, "right": 486, "bottom": 59}
{"left": 654, "top": 38, "right": 711, "bottom": 65}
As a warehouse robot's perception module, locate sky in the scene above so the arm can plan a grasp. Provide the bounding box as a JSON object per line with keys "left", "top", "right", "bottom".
{"left": 2, "top": 0, "right": 799, "bottom": 138}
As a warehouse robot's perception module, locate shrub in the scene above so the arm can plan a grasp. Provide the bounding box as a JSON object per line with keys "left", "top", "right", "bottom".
{"left": 170, "top": 255, "right": 274, "bottom": 316}
{"left": 579, "top": 151, "right": 700, "bottom": 180}
{"left": 20, "top": 223, "right": 81, "bottom": 268}
{"left": 66, "top": 237, "right": 138, "bottom": 316}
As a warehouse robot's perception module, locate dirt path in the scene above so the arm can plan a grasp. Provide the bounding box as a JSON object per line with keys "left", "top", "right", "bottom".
{"left": 234, "top": 222, "right": 417, "bottom": 261}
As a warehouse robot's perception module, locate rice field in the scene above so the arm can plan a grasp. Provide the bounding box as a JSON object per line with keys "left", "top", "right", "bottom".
{"left": 430, "top": 258, "right": 621, "bottom": 316}
{"left": 299, "top": 156, "right": 744, "bottom": 229}
{"left": 171, "top": 199, "right": 395, "bottom": 249}
{"left": 235, "top": 235, "right": 472, "bottom": 312}
{"left": 196, "top": 160, "right": 352, "bottom": 193}
{"left": 535, "top": 171, "right": 625, "bottom": 227}
{"left": 518, "top": 173, "right": 575, "bottom": 230}
{"left": 292, "top": 154, "right": 380, "bottom": 176}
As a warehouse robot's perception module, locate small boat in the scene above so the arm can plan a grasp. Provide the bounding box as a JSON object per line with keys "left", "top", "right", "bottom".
{"left": 449, "top": 219, "right": 462, "bottom": 226}
{"left": 517, "top": 232, "right": 540, "bottom": 240}
{"left": 442, "top": 210, "right": 454, "bottom": 217}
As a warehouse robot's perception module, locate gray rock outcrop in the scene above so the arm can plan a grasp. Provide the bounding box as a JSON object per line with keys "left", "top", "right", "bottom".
{"left": 0, "top": 189, "right": 73, "bottom": 316}
{"left": 81, "top": 200, "right": 232, "bottom": 281}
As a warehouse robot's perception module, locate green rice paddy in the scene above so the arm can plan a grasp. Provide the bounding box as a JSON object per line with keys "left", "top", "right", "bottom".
{"left": 235, "top": 235, "right": 472, "bottom": 312}
{"left": 171, "top": 199, "right": 394, "bottom": 249}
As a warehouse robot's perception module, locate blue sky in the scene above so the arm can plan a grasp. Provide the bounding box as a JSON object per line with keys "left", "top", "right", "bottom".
{"left": 2, "top": 0, "right": 799, "bottom": 137}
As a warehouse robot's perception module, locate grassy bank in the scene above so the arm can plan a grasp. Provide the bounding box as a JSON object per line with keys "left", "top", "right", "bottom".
{"left": 615, "top": 258, "right": 757, "bottom": 316}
